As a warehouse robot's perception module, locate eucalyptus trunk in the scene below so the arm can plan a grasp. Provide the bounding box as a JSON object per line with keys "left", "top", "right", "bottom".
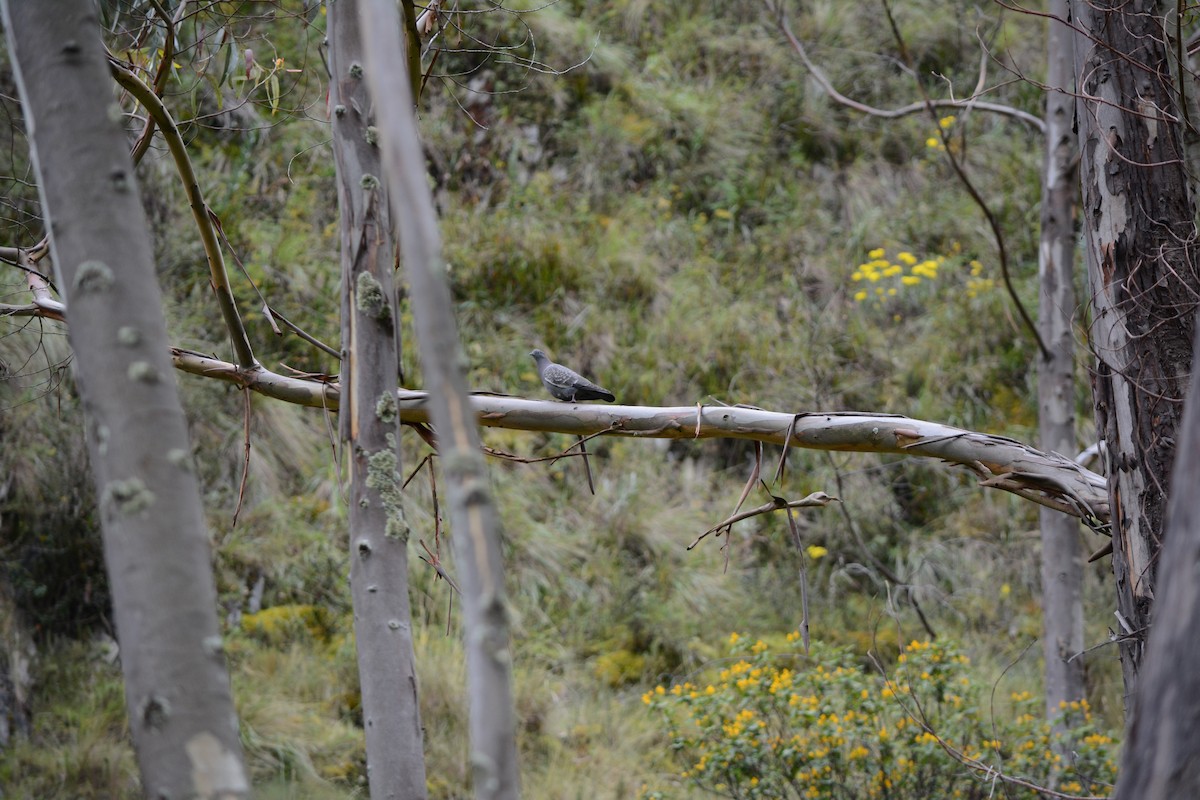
{"left": 2, "top": 1, "right": 248, "bottom": 796}
{"left": 1037, "top": 0, "right": 1084, "bottom": 727}
{"left": 328, "top": 1, "right": 428, "bottom": 797}
{"left": 1115, "top": 316, "right": 1200, "bottom": 797}
{"left": 357, "top": 1, "right": 522, "bottom": 797}
{"left": 1072, "top": 0, "right": 1200, "bottom": 700}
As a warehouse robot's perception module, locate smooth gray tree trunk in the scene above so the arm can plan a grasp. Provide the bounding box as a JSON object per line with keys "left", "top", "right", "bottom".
{"left": 1072, "top": 0, "right": 1200, "bottom": 702}
{"left": 2, "top": 1, "right": 249, "bottom": 797}
{"left": 328, "top": 0, "right": 428, "bottom": 796}
{"left": 357, "top": 1, "right": 521, "bottom": 797}
{"left": 1114, "top": 316, "right": 1200, "bottom": 797}
{"left": 1037, "top": 0, "right": 1085, "bottom": 727}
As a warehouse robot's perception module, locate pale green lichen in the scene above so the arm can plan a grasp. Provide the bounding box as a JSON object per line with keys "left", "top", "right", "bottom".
{"left": 349, "top": 63, "right": 364, "bottom": 79}
{"left": 356, "top": 271, "right": 390, "bottom": 323}
{"left": 74, "top": 260, "right": 114, "bottom": 293}
{"left": 103, "top": 478, "right": 156, "bottom": 515}
{"left": 117, "top": 326, "right": 141, "bottom": 346}
{"left": 375, "top": 391, "right": 398, "bottom": 424}
{"left": 360, "top": 173, "right": 380, "bottom": 190}
{"left": 128, "top": 361, "right": 160, "bottom": 383}
{"left": 365, "top": 438, "right": 408, "bottom": 541}
{"left": 365, "top": 125, "right": 378, "bottom": 146}
{"left": 167, "top": 448, "right": 192, "bottom": 472}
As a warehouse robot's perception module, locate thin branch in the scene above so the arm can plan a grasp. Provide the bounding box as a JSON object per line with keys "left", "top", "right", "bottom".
{"left": 109, "top": 58, "right": 258, "bottom": 369}
{"left": 877, "top": 0, "right": 1051, "bottom": 360}
{"left": 771, "top": 2, "right": 1045, "bottom": 133}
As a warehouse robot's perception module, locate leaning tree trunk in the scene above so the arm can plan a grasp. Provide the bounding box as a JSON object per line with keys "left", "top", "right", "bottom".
{"left": 1072, "top": 0, "right": 1200, "bottom": 701}
{"left": 1037, "top": 0, "right": 1085, "bottom": 729}
{"left": 357, "top": 1, "right": 522, "bottom": 797}
{"left": 1114, "top": 316, "right": 1200, "bottom": 797}
{"left": 2, "top": 1, "right": 248, "bottom": 796}
{"left": 328, "top": 0, "right": 428, "bottom": 796}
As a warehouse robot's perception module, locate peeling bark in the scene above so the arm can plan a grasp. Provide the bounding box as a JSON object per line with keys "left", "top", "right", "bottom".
{"left": 1073, "top": 0, "right": 1200, "bottom": 697}
{"left": 1115, "top": 318, "right": 1200, "bottom": 797}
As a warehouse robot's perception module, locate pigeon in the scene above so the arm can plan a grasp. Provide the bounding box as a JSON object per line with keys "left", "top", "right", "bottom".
{"left": 529, "top": 349, "right": 615, "bottom": 402}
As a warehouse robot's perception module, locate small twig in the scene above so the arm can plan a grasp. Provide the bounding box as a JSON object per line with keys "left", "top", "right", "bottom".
{"left": 878, "top": 0, "right": 1050, "bottom": 360}
{"left": 577, "top": 435, "right": 595, "bottom": 495}
{"left": 772, "top": 414, "right": 800, "bottom": 485}
{"left": 689, "top": 489, "right": 838, "bottom": 549}
{"left": 231, "top": 387, "right": 253, "bottom": 528}
{"left": 783, "top": 502, "right": 811, "bottom": 653}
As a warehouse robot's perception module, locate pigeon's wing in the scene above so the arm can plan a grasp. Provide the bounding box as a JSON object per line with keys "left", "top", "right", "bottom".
{"left": 542, "top": 363, "right": 586, "bottom": 394}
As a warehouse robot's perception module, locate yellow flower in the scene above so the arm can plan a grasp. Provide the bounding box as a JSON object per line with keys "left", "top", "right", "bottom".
{"left": 751, "top": 640, "right": 768, "bottom": 654}
{"left": 926, "top": 136, "right": 941, "bottom": 148}
{"left": 1000, "top": 583, "right": 1011, "bottom": 598}
{"left": 901, "top": 276, "right": 921, "bottom": 286}
{"left": 806, "top": 545, "right": 828, "bottom": 560}
{"left": 713, "top": 208, "right": 733, "bottom": 220}
{"left": 728, "top": 632, "right": 741, "bottom": 646}
{"left": 939, "top": 115, "right": 956, "bottom": 129}
{"left": 868, "top": 247, "right": 886, "bottom": 259}
{"left": 897, "top": 252, "right": 918, "bottom": 266}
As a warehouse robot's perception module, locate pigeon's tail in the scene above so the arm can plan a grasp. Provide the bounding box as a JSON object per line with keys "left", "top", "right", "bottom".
{"left": 576, "top": 386, "right": 615, "bottom": 403}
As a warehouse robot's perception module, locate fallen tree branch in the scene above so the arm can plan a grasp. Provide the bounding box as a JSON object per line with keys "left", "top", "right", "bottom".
{"left": 163, "top": 347, "right": 1112, "bottom": 523}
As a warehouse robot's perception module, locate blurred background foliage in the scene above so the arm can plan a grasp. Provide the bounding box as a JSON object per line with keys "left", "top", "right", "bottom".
{"left": 0, "top": 0, "right": 1118, "bottom": 797}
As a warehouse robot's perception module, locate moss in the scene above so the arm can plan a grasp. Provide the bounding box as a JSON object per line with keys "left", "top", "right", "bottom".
{"left": 240, "top": 604, "right": 335, "bottom": 646}
{"left": 593, "top": 649, "right": 646, "bottom": 687}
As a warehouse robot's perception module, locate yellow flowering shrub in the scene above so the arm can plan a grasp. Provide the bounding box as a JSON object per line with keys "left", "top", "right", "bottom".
{"left": 849, "top": 244, "right": 995, "bottom": 313}
{"left": 641, "top": 636, "right": 1117, "bottom": 799}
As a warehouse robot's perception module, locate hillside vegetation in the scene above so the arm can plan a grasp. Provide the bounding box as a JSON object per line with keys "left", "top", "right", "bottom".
{"left": 0, "top": 1, "right": 1121, "bottom": 797}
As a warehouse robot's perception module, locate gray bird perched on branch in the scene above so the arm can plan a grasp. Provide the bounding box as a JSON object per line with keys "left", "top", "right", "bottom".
{"left": 529, "top": 349, "right": 615, "bottom": 402}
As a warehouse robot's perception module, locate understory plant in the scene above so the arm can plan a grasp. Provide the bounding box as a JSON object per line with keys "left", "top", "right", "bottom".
{"left": 642, "top": 635, "right": 1116, "bottom": 799}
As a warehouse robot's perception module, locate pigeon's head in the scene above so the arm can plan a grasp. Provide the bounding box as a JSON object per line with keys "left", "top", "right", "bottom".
{"left": 529, "top": 349, "right": 548, "bottom": 361}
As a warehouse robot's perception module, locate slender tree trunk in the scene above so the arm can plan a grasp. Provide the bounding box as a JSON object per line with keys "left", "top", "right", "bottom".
{"left": 328, "top": 1, "right": 428, "bottom": 796}
{"left": 1037, "top": 0, "right": 1085, "bottom": 727}
{"left": 1072, "top": 0, "right": 1200, "bottom": 701}
{"left": 357, "top": 1, "right": 522, "bottom": 797}
{"left": 1115, "top": 317, "right": 1200, "bottom": 797}
{"left": 2, "top": 1, "right": 248, "bottom": 796}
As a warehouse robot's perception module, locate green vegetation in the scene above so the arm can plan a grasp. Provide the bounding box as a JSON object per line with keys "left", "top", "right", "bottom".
{"left": 643, "top": 635, "right": 1116, "bottom": 798}
{"left": 0, "top": 1, "right": 1120, "bottom": 798}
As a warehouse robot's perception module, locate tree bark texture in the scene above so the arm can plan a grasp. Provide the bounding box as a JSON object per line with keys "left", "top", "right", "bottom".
{"left": 1038, "top": 0, "right": 1085, "bottom": 726}
{"left": 1072, "top": 0, "right": 1200, "bottom": 697}
{"left": 357, "top": 1, "right": 521, "bottom": 797}
{"left": 2, "top": 1, "right": 249, "bottom": 797}
{"left": 328, "top": 0, "right": 428, "bottom": 796}
{"left": 1115, "top": 317, "right": 1200, "bottom": 798}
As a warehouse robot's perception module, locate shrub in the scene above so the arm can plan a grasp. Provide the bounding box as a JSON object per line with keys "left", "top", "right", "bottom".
{"left": 642, "top": 635, "right": 1116, "bottom": 799}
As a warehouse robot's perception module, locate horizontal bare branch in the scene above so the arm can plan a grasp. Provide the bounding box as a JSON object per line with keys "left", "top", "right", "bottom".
{"left": 162, "top": 351, "right": 1114, "bottom": 525}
